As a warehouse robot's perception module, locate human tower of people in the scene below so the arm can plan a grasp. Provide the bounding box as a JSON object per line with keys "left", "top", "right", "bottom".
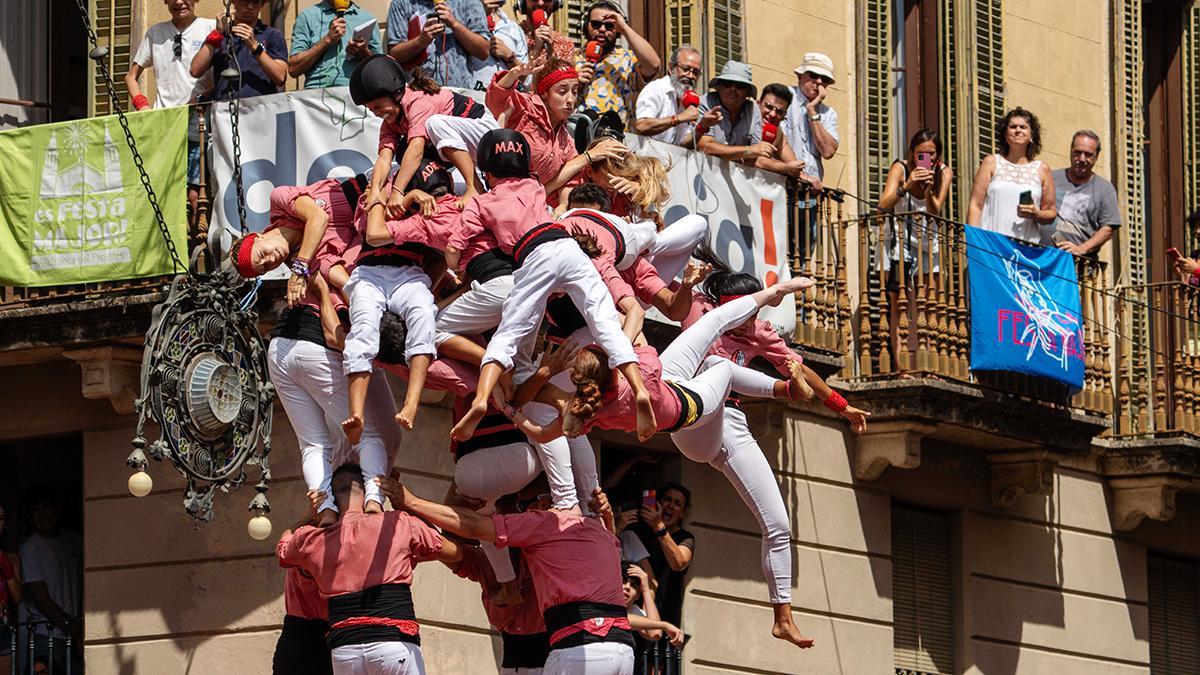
{"left": 236, "top": 46, "right": 870, "bottom": 675}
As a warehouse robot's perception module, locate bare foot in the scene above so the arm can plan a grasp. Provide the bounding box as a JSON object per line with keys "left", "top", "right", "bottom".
{"left": 788, "top": 360, "right": 814, "bottom": 401}
{"left": 772, "top": 605, "right": 815, "bottom": 648}
{"left": 489, "top": 580, "right": 524, "bottom": 607}
{"left": 364, "top": 499, "right": 383, "bottom": 514}
{"left": 341, "top": 414, "right": 364, "bottom": 444}
{"left": 768, "top": 276, "right": 816, "bottom": 306}
{"left": 562, "top": 409, "right": 584, "bottom": 437}
{"left": 395, "top": 403, "right": 418, "bottom": 430}
{"left": 635, "top": 393, "right": 657, "bottom": 442}
{"left": 450, "top": 400, "right": 488, "bottom": 441}
{"left": 317, "top": 508, "right": 338, "bottom": 527}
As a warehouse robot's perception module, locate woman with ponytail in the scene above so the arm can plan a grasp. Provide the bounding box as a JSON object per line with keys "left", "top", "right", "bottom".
{"left": 486, "top": 52, "right": 627, "bottom": 206}
{"left": 676, "top": 266, "right": 870, "bottom": 648}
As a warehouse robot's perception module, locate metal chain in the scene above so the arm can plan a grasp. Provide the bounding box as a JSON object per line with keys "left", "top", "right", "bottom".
{"left": 223, "top": 0, "right": 249, "bottom": 235}
{"left": 73, "top": 0, "right": 186, "bottom": 274}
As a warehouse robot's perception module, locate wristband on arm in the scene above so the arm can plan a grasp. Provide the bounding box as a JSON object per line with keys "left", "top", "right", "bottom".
{"left": 206, "top": 30, "right": 224, "bottom": 48}
{"left": 823, "top": 390, "right": 849, "bottom": 413}
{"left": 131, "top": 94, "right": 150, "bottom": 111}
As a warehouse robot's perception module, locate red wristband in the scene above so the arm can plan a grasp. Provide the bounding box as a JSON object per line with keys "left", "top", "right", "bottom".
{"left": 206, "top": 30, "right": 224, "bottom": 48}
{"left": 132, "top": 94, "right": 150, "bottom": 111}
{"left": 1191, "top": 267, "right": 1200, "bottom": 280}
{"left": 823, "top": 391, "right": 848, "bottom": 413}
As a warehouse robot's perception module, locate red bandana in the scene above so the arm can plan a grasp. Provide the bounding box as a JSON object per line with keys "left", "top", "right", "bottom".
{"left": 536, "top": 67, "right": 579, "bottom": 96}
{"left": 233, "top": 233, "right": 260, "bottom": 279}
{"left": 718, "top": 294, "right": 745, "bottom": 305}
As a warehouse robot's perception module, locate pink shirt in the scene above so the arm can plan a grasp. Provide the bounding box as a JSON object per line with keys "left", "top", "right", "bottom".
{"left": 448, "top": 177, "right": 550, "bottom": 256}
{"left": 269, "top": 180, "right": 359, "bottom": 311}
{"left": 453, "top": 545, "right": 545, "bottom": 635}
{"left": 618, "top": 258, "right": 669, "bottom": 305}
{"left": 579, "top": 345, "right": 682, "bottom": 435}
{"left": 682, "top": 297, "right": 797, "bottom": 377}
{"left": 378, "top": 355, "right": 477, "bottom": 398}
{"left": 277, "top": 510, "right": 443, "bottom": 598}
{"left": 491, "top": 510, "right": 625, "bottom": 614}
{"left": 485, "top": 75, "right": 580, "bottom": 198}
{"left": 283, "top": 568, "right": 328, "bottom": 621}
{"left": 384, "top": 193, "right": 463, "bottom": 252}
{"left": 558, "top": 210, "right": 633, "bottom": 303}
{"left": 378, "top": 88, "right": 453, "bottom": 152}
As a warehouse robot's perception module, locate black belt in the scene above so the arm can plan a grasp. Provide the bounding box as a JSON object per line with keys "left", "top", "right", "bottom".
{"left": 326, "top": 583, "right": 419, "bottom": 649}
{"left": 513, "top": 223, "right": 571, "bottom": 268}
{"left": 465, "top": 248, "right": 516, "bottom": 284}
{"left": 454, "top": 412, "right": 528, "bottom": 459}
{"left": 500, "top": 631, "right": 551, "bottom": 669}
{"left": 544, "top": 601, "right": 635, "bottom": 651}
{"left": 570, "top": 210, "right": 626, "bottom": 264}
{"left": 339, "top": 173, "right": 369, "bottom": 207}
{"left": 663, "top": 381, "right": 705, "bottom": 432}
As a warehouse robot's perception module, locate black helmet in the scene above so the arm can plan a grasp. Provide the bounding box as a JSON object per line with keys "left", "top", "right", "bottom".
{"left": 407, "top": 157, "right": 454, "bottom": 196}
{"left": 350, "top": 55, "right": 406, "bottom": 106}
{"left": 477, "top": 129, "right": 531, "bottom": 179}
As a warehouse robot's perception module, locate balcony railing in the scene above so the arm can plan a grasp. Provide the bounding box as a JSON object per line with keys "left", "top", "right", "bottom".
{"left": 1115, "top": 281, "right": 1200, "bottom": 437}
{"left": 807, "top": 209, "right": 1116, "bottom": 419}
{"left": 786, "top": 188, "right": 852, "bottom": 358}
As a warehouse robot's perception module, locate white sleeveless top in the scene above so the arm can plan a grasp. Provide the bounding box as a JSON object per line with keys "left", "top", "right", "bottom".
{"left": 981, "top": 154, "right": 1042, "bottom": 243}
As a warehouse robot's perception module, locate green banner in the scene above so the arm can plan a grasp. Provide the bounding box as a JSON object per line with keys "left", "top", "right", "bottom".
{"left": 0, "top": 107, "right": 189, "bottom": 286}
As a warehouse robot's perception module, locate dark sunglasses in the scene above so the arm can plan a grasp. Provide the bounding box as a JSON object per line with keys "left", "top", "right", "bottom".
{"left": 173, "top": 32, "right": 183, "bottom": 59}
{"left": 588, "top": 19, "right": 617, "bottom": 31}
{"left": 516, "top": 493, "right": 551, "bottom": 512}
{"left": 761, "top": 101, "right": 787, "bottom": 114}
{"left": 719, "top": 81, "right": 750, "bottom": 92}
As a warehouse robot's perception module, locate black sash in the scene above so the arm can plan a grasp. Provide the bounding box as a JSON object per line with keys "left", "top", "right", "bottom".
{"left": 465, "top": 248, "right": 516, "bottom": 284}
{"left": 325, "top": 584, "right": 419, "bottom": 649}
{"left": 570, "top": 210, "right": 626, "bottom": 265}
{"left": 663, "top": 381, "right": 705, "bottom": 432}
{"left": 513, "top": 223, "right": 571, "bottom": 268}
{"left": 544, "top": 601, "right": 635, "bottom": 651}
{"left": 500, "top": 631, "right": 551, "bottom": 669}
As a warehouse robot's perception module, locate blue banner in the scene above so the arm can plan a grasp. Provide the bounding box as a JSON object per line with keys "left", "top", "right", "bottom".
{"left": 965, "top": 226, "right": 1085, "bottom": 390}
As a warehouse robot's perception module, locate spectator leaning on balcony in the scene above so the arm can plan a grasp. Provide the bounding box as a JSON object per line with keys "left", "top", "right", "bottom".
{"left": 386, "top": 0, "right": 491, "bottom": 90}
{"left": 782, "top": 52, "right": 839, "bottom": 193}
{"left": 1048, "top": 130, "right": 1120, "bottom": 256}
{"left": 966, "top": 107, "right": 1057, "bottom": 244}
{"left": 288, "top": 0, "right": 381, "bottom": 89}
{"left": 695, "top": 61, "right": 777, "bottom": 165}
{"left": 469, "top": 0, "right": 529, "bottom": 93}
{"left": 1171, "top": 210, "right": 1200, "bottom": 284}
{"left": 632, "top": 45, "right": 702, "bottom": 146}
{"left": 754, "top": 83, "right": 808, "bottom": 178}
{"left": 190, "top": 0, "right": 288, "bottom": 99}
{"left": 125, "top": 0, "right": 216, "bottom": 228}
{"left": 575, "top": 1, "right": 662, "bottom": 124}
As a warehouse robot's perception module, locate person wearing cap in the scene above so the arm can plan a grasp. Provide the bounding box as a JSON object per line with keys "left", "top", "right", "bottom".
{"left": 633, "top": 45, "right": 703, "bottom": 147}
{"left": 289, "top": 0, "right": 381, "bottom": 89}
{"left": 575, "top": 0, "right": 662, "bottom": 124}
{"left": 782, "top": 52, "right": 840, "bottom": 189}
{"left": 446, "top": 128, "right": 659, "bottom": 446}
{"left": 695, "top": 61, "right": 777, "bottom": 165}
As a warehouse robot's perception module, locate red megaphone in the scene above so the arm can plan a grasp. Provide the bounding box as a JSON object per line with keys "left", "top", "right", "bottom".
{"left": 487, "top": 13, "right": 497, "bottom": 30}
{"left": 584, "top": 40, "right": 604, "bottom": 63}
{"left": 531, "top": 9, "right": 548, "bottom": 27}
{"left": 681, "top": 89, "right": 700, "bottom": 108}
{"left": 762, "top": 122, "right": 778, "bottom": 143}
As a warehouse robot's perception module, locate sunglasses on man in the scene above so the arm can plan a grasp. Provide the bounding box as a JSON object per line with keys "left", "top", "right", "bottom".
{"left": 588, "top": 19, "right": 617, "bottom": 31}
{"left": 173, "top": 32, "right": 183, "bottom": 59}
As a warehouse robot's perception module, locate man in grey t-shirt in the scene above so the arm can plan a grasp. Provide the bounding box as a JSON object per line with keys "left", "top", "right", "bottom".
{"left": 1050, "top": 130, "right": 1121, "bottom": 256}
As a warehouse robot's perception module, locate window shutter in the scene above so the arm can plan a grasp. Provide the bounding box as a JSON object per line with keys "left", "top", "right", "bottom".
{"left": 892, "top": 505, "right": 954, "bottom": 675}
{"left": 710, "top": 0, "right": 743, "bottom": 77}
{"left": 973, "top": 0, "right": 1003, "bottom": 159}
{"left": 939, "top": 0, "right": 963, "bottom": 217}
{"left": 859, "top": 0, "right": 892, "bottom": 207}
{"left": 1184, "top": 1, "right": 1200, "bottom": 254}
{"left": 89, "top": 0, "right": 133, "bottom": 117}
{"left": 1148, "top": 555, "right": 1200, "bottom": 675}
{"left": 665, "top": 0, "right": 699, "bottom": 60}
{"left": 552, "top": 0, "right": 588, "bottom": 51}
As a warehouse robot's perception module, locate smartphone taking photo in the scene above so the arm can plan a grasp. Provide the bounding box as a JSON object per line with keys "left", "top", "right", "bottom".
{"left": 915, "top": 152, "right": 933, "bottom": 171}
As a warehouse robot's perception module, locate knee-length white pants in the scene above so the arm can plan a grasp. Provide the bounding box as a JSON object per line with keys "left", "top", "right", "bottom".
{"left": 647, "top": 213, "right": 708, "bottom": 282}
{"left": 455, "top": 440, "right": 545, "bottom": 583}
{"left": 484, "top": 238, "right": 637, "bottom": 371}
{"left": 543, "top": 643, "right": 634, "bottom": 675}
{"left": 343, "top": 265, "right": 438, "bottom": 374}
{"left": 268, "top": 337, "right": 399, "bottom": 512}
{"left": 434, "top": 274, "right": 515, "bottom": 347}
{"left": 330, "top": 641, "right": 424, "bottom": 675}
{"left": 425, "top": 113, "right": 498, "bottom": 161}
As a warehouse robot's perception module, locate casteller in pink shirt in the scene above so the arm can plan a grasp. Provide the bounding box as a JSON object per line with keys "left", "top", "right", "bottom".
{"left": 283, "top": 567, "right": 328, "bottom": 621}
{"left": 556, "top": 209, "right": 636, "bottom": 303}
{"left": 453, "top": 544, "right": 545, "bottom": 636}
{"left": 447, "top": 177, "right": 549, "bottom": 257}
{"left": 681, "top": 296, "right": 797, "bottom": 377}
{"left": 485, "top": 74, "right": 580, "bottom": 201}
{"left": 269, "top": 178, "right": 362, "bottom": 311}
{"left": 378, "top": 88, "right": 486, "bottom": 153}
{"left": 577, "top": 346, "right": 682, "bottom": 436}
{"left": 276, "top": 510, "right": 443, "bottom": 598}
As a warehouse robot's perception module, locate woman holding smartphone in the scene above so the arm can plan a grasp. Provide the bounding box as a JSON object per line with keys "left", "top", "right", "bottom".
{"left": 966, "top": 107, "right": 1056, "bottom": 243}
{"left": 878, "top": 129, "right": 952, "bottom": 364}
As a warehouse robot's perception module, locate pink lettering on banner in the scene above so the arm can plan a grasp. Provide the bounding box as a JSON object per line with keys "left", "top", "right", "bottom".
{"left": 995, "top": 308, "right": 1085, "bottom": 361}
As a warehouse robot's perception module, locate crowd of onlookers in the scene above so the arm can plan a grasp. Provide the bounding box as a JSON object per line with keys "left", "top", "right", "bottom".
{"left": 0, "top": 493, "right": 84, "bottom": 674}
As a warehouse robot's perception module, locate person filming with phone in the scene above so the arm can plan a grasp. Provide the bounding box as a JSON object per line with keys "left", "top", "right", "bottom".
{"left": 1046, "top": 130, "right": 1121, "bottom": 256}
{"left": 629, "top": 483, "right": 694, "bottom": 628}
{"left": 966, "top": 107, "right": 1057, "bottom": 244}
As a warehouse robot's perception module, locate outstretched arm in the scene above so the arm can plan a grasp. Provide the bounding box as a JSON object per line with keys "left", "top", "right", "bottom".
{"left": 376, "top": 476, "right": 498, "bottom": 542}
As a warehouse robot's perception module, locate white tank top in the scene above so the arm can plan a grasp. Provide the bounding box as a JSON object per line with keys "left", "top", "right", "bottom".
{"left": 981, "top": 154, "right": 1042, "bottom": 243}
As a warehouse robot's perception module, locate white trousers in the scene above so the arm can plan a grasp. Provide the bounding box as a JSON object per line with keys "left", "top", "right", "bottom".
{"left": 713, "top": 405, "right": 793, "bottom": 605}
{"left": 268, "top": 337, "right": 399, "bottom": 510}
{"left": 485, "top": 239, "right": 637, "bottom": 371}
{"left": 543, "top": 643, "right": 634, "bottom": 675}
{"left": 330, "top": 641, "right": 425, "bottom": 675}
{"left": 425, "top": 113, "right": 499, "bottom": 159}
{"left": 647, "top": 213, "right": 708, "bottom": 282}
{"left": 455, "top": 441, "right": 544, "bottom": 583}
{"left": 435, "top": 274, "right": 515, "bottom": 346}
{"left": 344, "top": 265, "right": 437, "bottom": 374}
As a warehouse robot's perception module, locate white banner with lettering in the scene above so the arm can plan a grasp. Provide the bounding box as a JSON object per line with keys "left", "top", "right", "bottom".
{"left": 209, "top": 88, "right": 792, "bottom": 334}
